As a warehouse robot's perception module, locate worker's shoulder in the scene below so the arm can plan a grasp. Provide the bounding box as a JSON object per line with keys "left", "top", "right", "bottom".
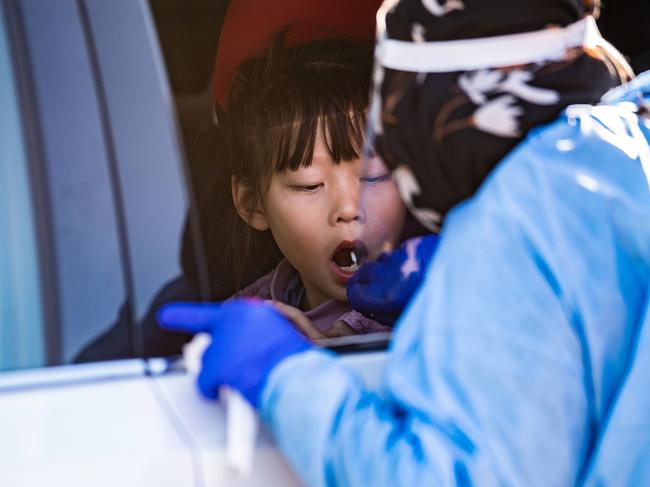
{"left": 496, "top": 73, "right": 650, "bottom": 194}
{"left": 530, "top": 71, "right": 650, "bottom": 155}
{"left": 602, "top": 69, "right": 650, "bottom": 106}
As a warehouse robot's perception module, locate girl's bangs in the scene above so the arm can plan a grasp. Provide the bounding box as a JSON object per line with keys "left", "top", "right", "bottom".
{"left": 268, "top": 84, "right": 367, "bottom": 174}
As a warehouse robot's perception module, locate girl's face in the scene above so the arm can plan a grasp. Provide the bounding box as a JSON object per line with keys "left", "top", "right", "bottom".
{"left": 258, "top": 133, "right": 406, "bottom": 309}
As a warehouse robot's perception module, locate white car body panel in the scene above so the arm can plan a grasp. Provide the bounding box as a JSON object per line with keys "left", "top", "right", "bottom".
{"left": 0, "top": 365, "right": 195, "bottom": 486}
{"left": 0, "top": 352, "right": 388, "bottom": 486}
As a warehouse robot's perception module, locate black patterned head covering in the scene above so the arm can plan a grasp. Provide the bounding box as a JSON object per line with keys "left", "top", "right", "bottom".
{"left": 369, "top": 0, "right": 628, "bottom": 231}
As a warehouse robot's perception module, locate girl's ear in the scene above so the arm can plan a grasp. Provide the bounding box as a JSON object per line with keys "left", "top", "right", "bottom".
{"left": 231, "top": 175, "right": 269, "bottom": 231}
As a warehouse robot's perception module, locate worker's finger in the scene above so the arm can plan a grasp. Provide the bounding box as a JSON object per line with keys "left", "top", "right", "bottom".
{"left": 157, "top": 303, "right": 223, "bottom": 334}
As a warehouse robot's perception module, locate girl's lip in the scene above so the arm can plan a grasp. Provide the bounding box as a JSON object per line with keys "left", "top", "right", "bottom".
{"left": 330, "top": 260, "right": 355, "bottom": 284}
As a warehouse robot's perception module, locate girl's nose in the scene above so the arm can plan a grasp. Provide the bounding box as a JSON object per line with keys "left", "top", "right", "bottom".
{"left": 330, "top": 176, "right": 365, "bottom": 225}
{"left": 335, "top": 202, "right": 362, "bottom": 223}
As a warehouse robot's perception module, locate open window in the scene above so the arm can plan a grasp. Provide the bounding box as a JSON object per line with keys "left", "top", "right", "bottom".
{"left": 0, "top": 0, "right": 213, "bottom": 372}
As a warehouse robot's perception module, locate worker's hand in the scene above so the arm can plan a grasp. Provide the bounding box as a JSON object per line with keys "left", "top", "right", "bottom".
{"left": 157, "top": 299, "right": 312, "bottom": 408}
{"left": 347, "top": 234, "right": 440, "bottom": 326}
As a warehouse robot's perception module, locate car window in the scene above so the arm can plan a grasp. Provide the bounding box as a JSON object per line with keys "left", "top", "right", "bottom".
{"left": 0, "top": 4, "right": 46, "bottom": 370}
{"left": 1, "top": 0, "right": 131, "bottom": 369}
{"left": 0, "top": 0, "right": 213, "bottom": 371}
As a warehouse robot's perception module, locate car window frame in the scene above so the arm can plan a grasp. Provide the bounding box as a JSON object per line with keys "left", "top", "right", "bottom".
{"left": 0, "top": 0, "right": 46, "bottom": 369}
{"left": 2, "top": 0, "right": 213, "bottom": 377}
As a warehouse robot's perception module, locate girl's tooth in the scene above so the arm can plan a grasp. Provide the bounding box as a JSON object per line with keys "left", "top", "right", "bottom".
{"left": 350, "top": 250, "right": 358, "bottom": 266}
{"left": 340, "top": 263, "right": 359, "bottom": 273}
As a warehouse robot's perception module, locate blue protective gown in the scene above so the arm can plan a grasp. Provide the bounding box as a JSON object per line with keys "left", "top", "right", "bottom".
{"left": 260, "top": 74, "right": 650, "bottom": 486}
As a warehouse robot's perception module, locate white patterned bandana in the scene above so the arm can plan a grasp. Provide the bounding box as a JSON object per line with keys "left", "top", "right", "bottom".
{"left": 369, "top": 0, "right": 623, "bottom": 231}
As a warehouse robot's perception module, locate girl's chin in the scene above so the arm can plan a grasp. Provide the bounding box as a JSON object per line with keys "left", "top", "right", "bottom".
{"left": 329, "top": 283, "right": 349, "bottom": 303}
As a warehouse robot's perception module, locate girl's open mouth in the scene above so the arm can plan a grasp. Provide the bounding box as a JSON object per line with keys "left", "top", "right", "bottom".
{"left": 331, "top": 240, "right": 368, "bottom": 281}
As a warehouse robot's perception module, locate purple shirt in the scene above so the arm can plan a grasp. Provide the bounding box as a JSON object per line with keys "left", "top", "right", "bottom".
{"left": 234, "top": 259, "right": 389, "bottom": 335}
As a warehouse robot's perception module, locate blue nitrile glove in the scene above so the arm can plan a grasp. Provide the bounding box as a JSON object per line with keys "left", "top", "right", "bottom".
{"left": 347, "top": 234, "right": 440, "bottom": 326}
{"left": 157, "top": 299, "right": 313, "bottom": 408}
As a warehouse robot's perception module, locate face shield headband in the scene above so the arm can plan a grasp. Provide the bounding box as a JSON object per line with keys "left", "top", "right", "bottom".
{"left": 377, "top": 16, "right": 622, "bottom": 73}
{"left": 368, "top": 1, "right": 624, "bottom": 232}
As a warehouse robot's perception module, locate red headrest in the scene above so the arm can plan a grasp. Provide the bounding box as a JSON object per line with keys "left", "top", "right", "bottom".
{"left": 212, "top": 0, "right": 382, "bottom": 107}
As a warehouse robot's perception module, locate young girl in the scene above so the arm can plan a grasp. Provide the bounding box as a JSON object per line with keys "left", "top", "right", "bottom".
{"left": 203, "top": 36, "right": 406, "bottom": 338}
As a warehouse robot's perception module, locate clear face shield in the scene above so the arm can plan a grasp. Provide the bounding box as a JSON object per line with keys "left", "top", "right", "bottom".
{"left": 355, "top": 132, "right": 405, "bottom": 263}
{"left": 355, "top": 57, "right": 439, "bottom": 265}
{"left": 350, "top": 63, "right": 420, "bottom": 270}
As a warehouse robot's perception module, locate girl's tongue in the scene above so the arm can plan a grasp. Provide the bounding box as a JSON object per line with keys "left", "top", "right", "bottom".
{"left": 332, "top": 242, "right": 367, "bottom": 273}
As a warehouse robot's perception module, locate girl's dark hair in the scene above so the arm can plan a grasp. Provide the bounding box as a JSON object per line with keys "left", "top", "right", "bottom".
{"left": 201, "top": 36, "right": 373, "bottom": 297}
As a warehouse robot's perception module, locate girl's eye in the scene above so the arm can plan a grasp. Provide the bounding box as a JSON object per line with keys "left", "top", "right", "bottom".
{"left": 291, "top": 183, "right": 323, "bottom": 193}
{"left": 361, "top": 173, "right": 391, "bottom": 185}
